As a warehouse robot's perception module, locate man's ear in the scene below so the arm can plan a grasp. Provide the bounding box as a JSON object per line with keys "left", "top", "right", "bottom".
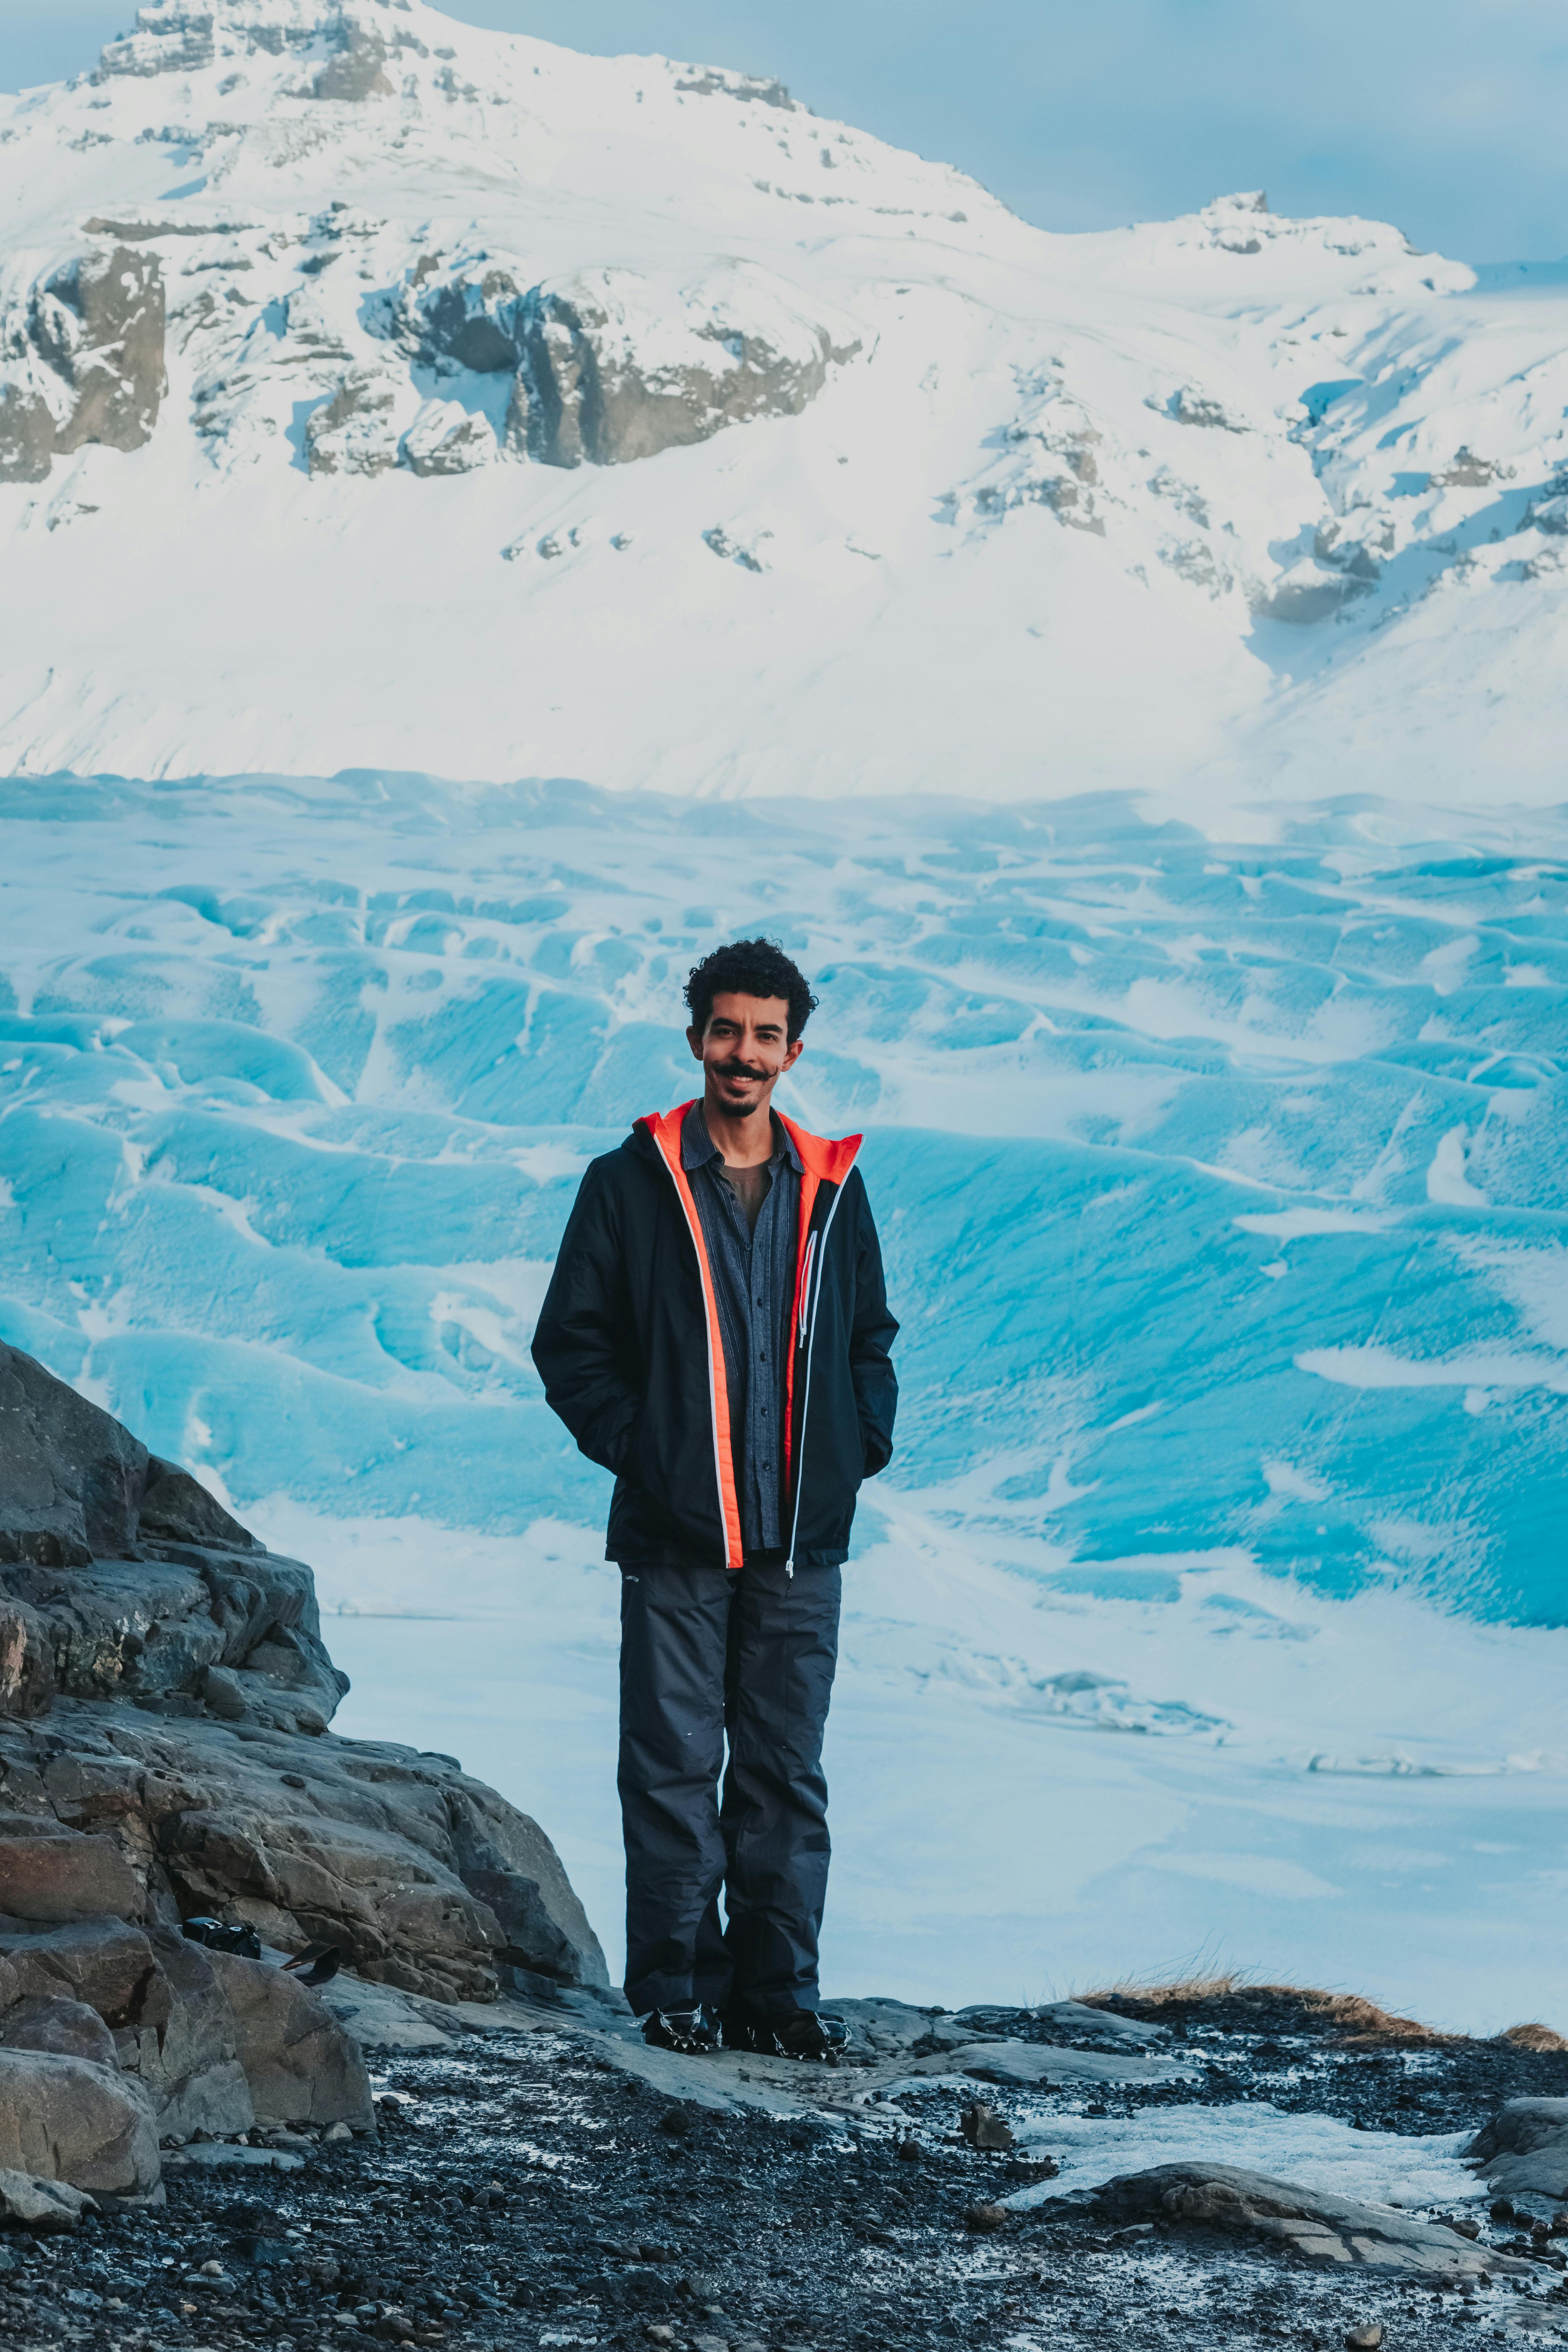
{"left": 782, "top": 1038, "right": 805, "bottom": 1073}
{"left": 686, "top": 1023, "right": 705, "bottom": 1063}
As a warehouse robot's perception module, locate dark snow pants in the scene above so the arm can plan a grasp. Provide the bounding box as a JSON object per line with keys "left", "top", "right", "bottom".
{"left": 617, "top": 1554, "right": 842, "bottom": 2021}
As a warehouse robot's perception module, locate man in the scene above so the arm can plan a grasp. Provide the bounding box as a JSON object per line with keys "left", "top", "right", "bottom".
{"left": 531, "top": 940, "right": 898, "bottom": 2061}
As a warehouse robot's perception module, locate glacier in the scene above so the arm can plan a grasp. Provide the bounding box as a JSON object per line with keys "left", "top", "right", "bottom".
{"left": 2, "top": 768, "right": 1565, "bottom": 2026}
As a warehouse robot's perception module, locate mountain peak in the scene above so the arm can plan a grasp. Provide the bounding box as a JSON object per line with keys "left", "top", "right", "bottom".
{"left": 93, "top": 0, "right": 444, "bottom": 93}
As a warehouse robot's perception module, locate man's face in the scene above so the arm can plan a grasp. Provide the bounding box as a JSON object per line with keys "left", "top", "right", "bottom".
{"left": 688, "top": 990, "right": 803, "bottom": 1113}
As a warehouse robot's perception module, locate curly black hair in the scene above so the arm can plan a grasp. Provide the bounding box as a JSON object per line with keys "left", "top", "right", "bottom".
{"left": 684, "top": 938, "right": 819, "bottom": 1044}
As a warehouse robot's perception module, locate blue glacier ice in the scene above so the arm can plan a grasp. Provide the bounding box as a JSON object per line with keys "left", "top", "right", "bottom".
{"left": 3, "top": 772, "right": 1565, "bottom": 2024}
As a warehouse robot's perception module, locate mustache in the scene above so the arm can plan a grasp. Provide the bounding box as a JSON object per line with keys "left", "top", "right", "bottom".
{"left": 715, "top": 1062, "right": 769, "bottom": 1083}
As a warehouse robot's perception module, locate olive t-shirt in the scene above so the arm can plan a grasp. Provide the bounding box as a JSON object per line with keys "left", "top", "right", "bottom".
{"left": 717, "top": 1157, "right": 773, "bottom": 1236}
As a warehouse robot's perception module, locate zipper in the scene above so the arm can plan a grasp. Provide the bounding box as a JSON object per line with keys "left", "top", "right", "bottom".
{"left": 796, "top": 1232, "right": 818, "bottom": 1347}
{"left": 783, "top": 1179, "right": 851, "bottom": 1579}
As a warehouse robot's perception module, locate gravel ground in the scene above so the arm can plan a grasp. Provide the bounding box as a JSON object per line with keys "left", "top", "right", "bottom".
{"left": 5, "top": 1996, "right": 1568, "bottom": 2352}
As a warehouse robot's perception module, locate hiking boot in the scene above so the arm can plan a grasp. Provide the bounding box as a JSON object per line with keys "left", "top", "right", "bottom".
{"left": 640, "top": 2005, "right": 721, "bottom": 2055}
{"left": 732, "top": 2010, "right": 848, "bottom": 2064}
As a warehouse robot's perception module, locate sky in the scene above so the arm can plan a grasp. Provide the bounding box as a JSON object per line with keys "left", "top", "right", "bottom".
{"left": 1, "top": 0, "right": 1565, "bottom": 263}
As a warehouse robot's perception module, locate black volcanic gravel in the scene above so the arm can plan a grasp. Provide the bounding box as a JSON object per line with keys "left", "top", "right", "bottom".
{"left": 4, "top": 1999, "right": 1568, "bottom": 2352}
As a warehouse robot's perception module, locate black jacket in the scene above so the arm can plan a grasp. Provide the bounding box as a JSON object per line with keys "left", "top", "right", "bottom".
{"left": 531, "top": 1103, "right": 898, "bottom": 1570}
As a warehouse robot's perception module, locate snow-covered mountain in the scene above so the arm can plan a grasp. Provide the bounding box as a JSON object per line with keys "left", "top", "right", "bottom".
{"left": 2, "top": 0, "right": 1566, "bottom": 799}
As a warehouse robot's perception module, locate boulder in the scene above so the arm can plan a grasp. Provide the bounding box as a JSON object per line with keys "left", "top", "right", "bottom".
{"left": 206, "top": 1951, "right": 373, "bottom": 2130}
{"left": 1467, "top": 2099, "right": 1568, "bottom": 2199}
{"left": 0, "top": 2048, "right": 159, "bottom": 2195}
{"left": 0, "top": 1917, "right": 251, "bottom": 2139}
{"left": 0, "top": 1833, "right": 140, "bottom": 1923}
{"left": 1094, "top": 2164, "right": 1530, "bottom": 2276}
{"left": 0, "top": 1996, "right": 119, "bottom": 2066}
{"left": 0, "top": 2165, "right": 97, "bottom": 2230}
{"left": 113, "top": 1930, "right": 253, "bottom": 2141}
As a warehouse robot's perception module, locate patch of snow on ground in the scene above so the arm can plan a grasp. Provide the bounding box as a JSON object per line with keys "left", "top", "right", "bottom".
{"left": 1006, "top": 2105, "right": 1478, "bottom": 2214}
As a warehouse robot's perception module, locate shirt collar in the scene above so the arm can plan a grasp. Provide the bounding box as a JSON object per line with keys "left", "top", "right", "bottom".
{"left": 683, "top": 1101, "right": 801, "bottom": 1174}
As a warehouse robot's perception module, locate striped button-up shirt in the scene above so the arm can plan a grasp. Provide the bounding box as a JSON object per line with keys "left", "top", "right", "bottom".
{"left": 683, "top": 1105, "right": 801, "bottom": 1557}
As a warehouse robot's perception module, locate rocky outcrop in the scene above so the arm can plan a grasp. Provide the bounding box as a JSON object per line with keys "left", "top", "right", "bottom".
{"left": 1250, "top": 563, "right": 1368, "bottom": 624}
{"left": 1467, "top": 2099, "right": 1568, "bottom": 2198}
{"left": 403, "top": 397, "right": 495, "bottom": 475}
{"left": 312, "top": 23, "right": 395, "bottom": 101}
{"left": 41, "top": 248, "right": 167, "bottom": 456}
{"left": 94, "top": 6, "right": 220, "bottom": 81}
{"left": 0, "top": 1346, "right": 346, "bottom": 1738}
{"left": 93, "top": 4, "right": 403, "bottom": 95}
{"left": 0, "top": 1339, "right": 608, "bottom": 2007}
{"left": 513, "top": 265, "right": 859, "bottom": 467}
{"left": 0, "top": 1337, "right": 608, "bottom": 2202}
{"left": 306, "top": 368, "right": 405, "bottom": 476}
{"left": 1, "top": 246, "right": 168, "bottom": 483}
{"left": 397, "top": 254, "right": 858, "bottom": 469}
{"left": 1093, "top": 2163, "right": 1532, "bottom": 2277}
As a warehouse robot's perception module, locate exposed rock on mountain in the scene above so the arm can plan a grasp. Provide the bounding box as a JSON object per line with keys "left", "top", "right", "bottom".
{"left": 392, "top": 251, "right": 859, "bottom": 469}
{"left": 0, "top": 247, "right": 165, "bottom": 481}
{"left": 305, "top": 366, "right": 402, "bottom": 476}
{"left": 512, "top": 266, "right": 860, "bottom": 468}
{"left": 94, "top": 3, "right": 398, "bottom": 90}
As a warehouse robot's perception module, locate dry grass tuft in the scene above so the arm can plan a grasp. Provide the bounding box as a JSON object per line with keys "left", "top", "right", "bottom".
{"left": 1078, "top": 1971, "right": 1453, "bottom": 2045}
{"left": 1498, "top": 2022, "right": 1568, "bottom": 2054}
{"left": 1305, "top": 1991, "right": 1452, "bottom": 2046}
{"left": 1081, "top": 1970, "right": 1247, "bottom": 2008}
